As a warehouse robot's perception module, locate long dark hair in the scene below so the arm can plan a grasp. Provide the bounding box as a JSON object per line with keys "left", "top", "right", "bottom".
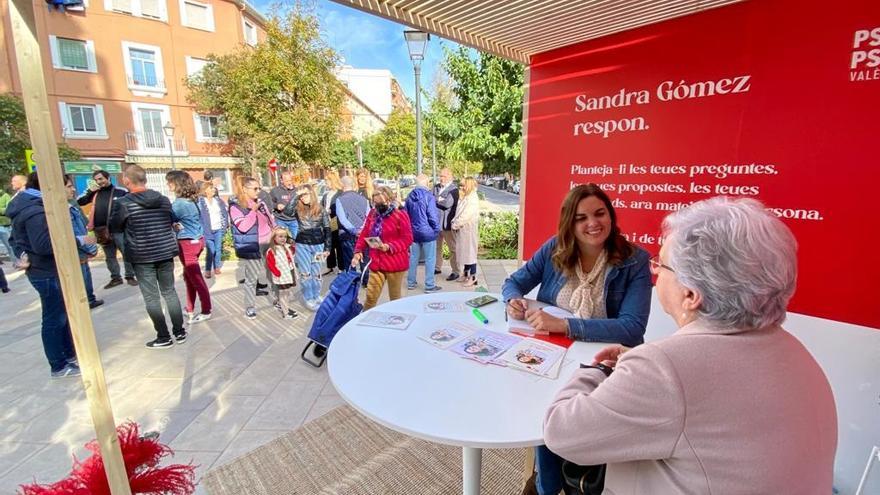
{"left": 165, "top": 170, "right": 198, "bottom": 201}
{"left": 551, "top": 184, "right": 633, "bottom": 276}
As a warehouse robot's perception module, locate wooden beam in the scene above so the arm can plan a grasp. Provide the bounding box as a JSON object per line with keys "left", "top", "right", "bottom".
{"left": 7, "top": 1, "right": 132, "bottom": 493}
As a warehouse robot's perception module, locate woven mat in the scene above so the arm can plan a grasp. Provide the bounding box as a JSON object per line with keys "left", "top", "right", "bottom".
{"left": 203, "top": 405, "right": 528, "bottom": 495}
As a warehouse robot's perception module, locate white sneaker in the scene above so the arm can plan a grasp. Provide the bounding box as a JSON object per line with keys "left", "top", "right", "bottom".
{"left": 190, "top": 313, "right": 212, "bottom": 324}
{"left": 305, "top": 300, "right": 319, "bottom": 311}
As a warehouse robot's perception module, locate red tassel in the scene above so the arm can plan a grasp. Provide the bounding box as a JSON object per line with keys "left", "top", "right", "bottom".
{"left": 19, "top": 421, "right": 196, "bottom": 495}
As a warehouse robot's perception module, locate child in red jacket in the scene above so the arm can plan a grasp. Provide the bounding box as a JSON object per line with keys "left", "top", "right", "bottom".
{"left": 266, "top": 227, "right": 298, "bottom": 319}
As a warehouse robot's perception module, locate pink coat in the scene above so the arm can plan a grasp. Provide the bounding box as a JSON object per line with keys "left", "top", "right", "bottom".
{"left": 544, "top": 322, "right": 837, "bottom": 495}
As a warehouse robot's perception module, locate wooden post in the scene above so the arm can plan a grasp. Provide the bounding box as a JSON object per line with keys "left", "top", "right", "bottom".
{"left": 516, "top": 67, "right": 531, "bottom": 266}
{"left": 8, "top": 1, "right": 132, "bottom": 493}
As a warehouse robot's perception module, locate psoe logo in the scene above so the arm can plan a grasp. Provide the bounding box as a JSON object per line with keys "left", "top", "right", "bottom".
{"left": 850, "top": 27, "right": 880, "bottom": 82}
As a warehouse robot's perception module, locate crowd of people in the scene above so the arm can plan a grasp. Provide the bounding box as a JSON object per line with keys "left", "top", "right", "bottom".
{"left": 1, "top": 165, "right": 482, "bottom": 372}
{"left": 3, "top": 166, "right": 837, "bottom": 493}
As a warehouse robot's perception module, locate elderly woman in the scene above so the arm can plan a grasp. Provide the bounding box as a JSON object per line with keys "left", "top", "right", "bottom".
{"left": 506, "top": 184, "right": 652, "bottom": 495}
{"left": 351, "top": 186, "right": 413, "bottom": 311}
{"left": 542, "top": 197, "right": 837, "bottom": 494}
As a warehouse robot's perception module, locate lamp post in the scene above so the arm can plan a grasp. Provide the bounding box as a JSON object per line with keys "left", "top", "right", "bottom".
{"left": 162, "top": 121, "right": 176, "bottom": 171}
{"left": 404, "top": 30, "right": 429, "bottom": 175}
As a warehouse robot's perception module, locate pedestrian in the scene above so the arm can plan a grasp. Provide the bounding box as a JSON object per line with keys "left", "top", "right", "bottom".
{"left": 270, "top": 171, "right": 300, "bottom": 240}
{"left": 265, "top": 227, "right": 299, "bottom": 319}
{"left": 229, "top": 176, "right": 275, "bottom": 319}
{"left": 0, "top": 182, "right": 16, "bottom": 261}
{"left": 321, "top": 170, "right": 343, "bottom": 276}
{"left": 452, "top": 177, "right": 480, "bottom": 287}
{"left": 166, "top": 171, "right": 212, "bottom": 324}
{"left": 405, "top": 174, "right": 442, "bottom": 293}
{"left": 434, "top": 167, "right": 460, "bottom": 281}
{"left": 335, "top": 175, "right": 370, "bottom": 274}
{"left": 352, "top": 186, "right": 413, "bottom": 311}
{"left": 109, "top": 165, "right": 185, "bottom": 348}
{"left": 356, "top": 168, "right": 373, "bottom": 201}
{"left": 78, "top": 170, "right": 137, "bottom": 288}
{"left": 7, "top": 172, "right": 79, "bottom": 376}
{"left": 284, "top": 184, "right": 330, "bottom": 310}
{"left": 64, "top": 175, "right": 103, "bottom": 309}
{"left": 198, "top": 181, "right": 228, "bottom": 278}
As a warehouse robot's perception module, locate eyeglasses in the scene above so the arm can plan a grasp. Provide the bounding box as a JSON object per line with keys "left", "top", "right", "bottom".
{"left": 649, "top": 255, "right": 674, "bottom": 274}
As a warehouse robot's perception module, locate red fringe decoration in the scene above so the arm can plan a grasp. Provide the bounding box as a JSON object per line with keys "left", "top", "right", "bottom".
{"left": 19, "top": 421, "right": 196, "bottom": 495}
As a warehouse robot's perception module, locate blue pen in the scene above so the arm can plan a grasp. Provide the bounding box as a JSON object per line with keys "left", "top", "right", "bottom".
{"left": 471, "top": 308, "right": 489, "bottom": 325}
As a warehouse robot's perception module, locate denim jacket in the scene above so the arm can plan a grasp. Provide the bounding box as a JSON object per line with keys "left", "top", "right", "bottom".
{"left": 171, "top": 198, "right": 204, "bottom": 240}
{"left": 502, "top": 237, "right": 652, "bottom": 347}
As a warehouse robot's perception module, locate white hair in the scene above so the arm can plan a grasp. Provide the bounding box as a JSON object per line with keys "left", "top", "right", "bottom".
{"left": 340, "top": 176, "right": 354, "bottom": 190}
{"left": 662, "top": 197, "right": 797, "bottom": 331}
{"left": 416, "top": 174, "right": 429, "bottom": 187}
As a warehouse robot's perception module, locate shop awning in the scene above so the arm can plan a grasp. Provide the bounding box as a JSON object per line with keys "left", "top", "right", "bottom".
{"left": 330, "top": 0, "right": 742, "bottom": 63}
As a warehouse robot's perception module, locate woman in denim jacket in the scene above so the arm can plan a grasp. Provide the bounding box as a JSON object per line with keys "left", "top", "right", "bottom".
{"left": 503, "top": 183, "right": 652, "bottom": 495}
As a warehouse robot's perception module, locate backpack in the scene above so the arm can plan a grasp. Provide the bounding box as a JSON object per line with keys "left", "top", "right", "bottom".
{"left": 301, "top": 269, "right": 365, "bottom": 367}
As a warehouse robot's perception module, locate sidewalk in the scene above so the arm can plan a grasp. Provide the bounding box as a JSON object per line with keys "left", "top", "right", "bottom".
{"left": 0, "top": 258, "right": 519, "bottom": 493}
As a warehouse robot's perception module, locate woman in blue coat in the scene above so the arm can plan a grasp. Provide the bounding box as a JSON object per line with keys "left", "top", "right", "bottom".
{"left": 503, "top": 183, "right": 652, "bottom": 495}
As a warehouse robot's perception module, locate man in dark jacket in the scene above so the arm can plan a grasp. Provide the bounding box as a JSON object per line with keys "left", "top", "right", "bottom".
{"left": 78, "top": 169, "right": 136, "bottom": 288}
{"left": 433, "top": 168, "right": 460, "bottom": 281}
{"left": 109, "top": 165, "right": 185, "bottom": 349}
{"left": 269, "top": 171, "right": 299, "bottom": 239}
{"left": 405, "top": 174, "right": 441, "bottom": 292}
{"left": 7, "top": 172, "right": 80, "bottom": 377}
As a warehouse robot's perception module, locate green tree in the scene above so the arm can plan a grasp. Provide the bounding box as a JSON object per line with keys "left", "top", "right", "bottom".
{"left": 0, "top": 93, "right": 79, "bottom": 187}
{"left": 432, "top": 47, "right": 524, "bottom": 176}
{"left": 328, "top": 137, "right": 359, "bottom": 168}
{"left": 185, "top": 5, "right": 343, "bottom": 172}
{"left": 363, "top": 109, "right": 427, "bottom": 178}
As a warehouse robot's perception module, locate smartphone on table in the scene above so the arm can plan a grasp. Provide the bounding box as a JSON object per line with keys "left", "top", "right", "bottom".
{"left": 465, "top": 295, "right": 498, "bottom": 308}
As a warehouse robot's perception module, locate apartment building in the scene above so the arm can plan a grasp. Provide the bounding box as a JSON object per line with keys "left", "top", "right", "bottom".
{"left": 0, "top": 0, "right": 266, "bottom": 194}
{"left": 336, "top": 66, "right": 412, "bottom": 141}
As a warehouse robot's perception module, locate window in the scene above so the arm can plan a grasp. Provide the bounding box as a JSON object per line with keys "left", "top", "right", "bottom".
{"left": 243, "top": 18, "right": 257, "bottom": 46}
{"left": 185, "top": 56, "right": 210, "bottom": 77}
{"left": 194, "top": 114, "right": 226, "bottom": 143}
{"left": 180, "top": 0, "right": 214, "bottom": 31}
{"left": 104, "top": 0, "right": 167, "bottom": 22}
{"left": 49, "top": 36, "right": 97, "bottom": 72}
{"left": 122, "top": 41, "right": 166, "bottom": 94}
{"left": 58, "top": 102, "right": 107, "bottom": 139}
{"left": 130, "top": 102, "right": 171, "bottom": 152}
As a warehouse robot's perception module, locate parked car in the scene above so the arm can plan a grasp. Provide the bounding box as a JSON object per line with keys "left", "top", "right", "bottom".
{"left": 373, "top": 178, "right": 399, "bottom": 190}
{"left": 511, "top": 180, "right": 521, "bottom": 194}
{"left": 399, "top": 175, "right": 416, "bottom": 188}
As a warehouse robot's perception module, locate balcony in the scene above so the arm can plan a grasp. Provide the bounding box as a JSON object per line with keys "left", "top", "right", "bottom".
{"left": 124, "top": 131, "right": 188, "bottom": 156}
{"left": 126, "top": 75, "right": 167, "bottom": 96}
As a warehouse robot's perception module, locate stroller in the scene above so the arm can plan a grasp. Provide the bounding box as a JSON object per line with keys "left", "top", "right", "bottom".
{"left": 300, "top": 264, "right": 369, "bottom": 367}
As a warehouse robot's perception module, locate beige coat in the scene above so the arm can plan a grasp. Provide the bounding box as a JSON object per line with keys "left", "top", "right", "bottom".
{"left": 451, "top": 190, "right": 479, "bottom": 265}
{"left": 544, "top": 322, "right": 837, "bottom": 495}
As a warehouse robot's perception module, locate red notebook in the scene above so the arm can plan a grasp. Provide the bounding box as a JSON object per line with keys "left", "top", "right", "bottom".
{"left": 509, "top": 329, "right": 574, "bottom": 348}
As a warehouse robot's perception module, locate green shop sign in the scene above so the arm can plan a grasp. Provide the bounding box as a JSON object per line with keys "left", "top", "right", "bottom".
{"left": 63, "top": 161, "right": 123, "bottom": 174}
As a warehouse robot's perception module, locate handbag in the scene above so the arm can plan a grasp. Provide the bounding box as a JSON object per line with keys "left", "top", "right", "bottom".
{"left": 561, "top": 460, "right": 606, "bottom": 495}
{"left": 93, "top": 191, "right": 115, "bottom": 245}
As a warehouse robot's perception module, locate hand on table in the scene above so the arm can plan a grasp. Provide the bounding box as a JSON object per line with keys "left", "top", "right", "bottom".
{"left": 506, "top": 298, "right": 527, "bottom": 320}
{"left": 593, "top": 344, "right": 632, "bottom": 368}
{"left": 525, "top": 308, "right": 568, "bottom": 334}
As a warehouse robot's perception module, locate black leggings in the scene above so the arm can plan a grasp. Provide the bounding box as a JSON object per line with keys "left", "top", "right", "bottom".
{"left": 463, "top": 263, "right": 477, "bottom": 276}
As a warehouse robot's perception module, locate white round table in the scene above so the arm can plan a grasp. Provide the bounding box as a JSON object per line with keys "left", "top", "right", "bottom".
{"left": 327, "top": 292, "right": 604, "bottom": 495}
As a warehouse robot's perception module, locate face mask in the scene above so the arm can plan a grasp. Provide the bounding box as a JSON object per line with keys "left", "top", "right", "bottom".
{"left": 376, "top": 204, "right": 389, "bottom": 214}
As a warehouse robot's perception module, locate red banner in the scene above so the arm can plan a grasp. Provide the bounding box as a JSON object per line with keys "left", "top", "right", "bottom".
{"left": 524, "top": 0, "right": 880, "bottom": 329}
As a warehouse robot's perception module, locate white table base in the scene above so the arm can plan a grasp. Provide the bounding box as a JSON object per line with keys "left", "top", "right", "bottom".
{"left": 463, "top": 446, "right": 483, "bottom": 495}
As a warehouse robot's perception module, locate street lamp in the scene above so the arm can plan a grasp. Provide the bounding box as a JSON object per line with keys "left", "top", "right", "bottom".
{"left": 404, "top": 29, "right": 429, "bottom": 175}
{"left": 162, "top": 121, "right": 176, "bottom": 171}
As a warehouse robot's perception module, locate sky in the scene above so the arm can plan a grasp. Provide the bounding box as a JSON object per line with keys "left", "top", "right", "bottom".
{"left": 251, "top": 0, "right": 459, "bottom": 101}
